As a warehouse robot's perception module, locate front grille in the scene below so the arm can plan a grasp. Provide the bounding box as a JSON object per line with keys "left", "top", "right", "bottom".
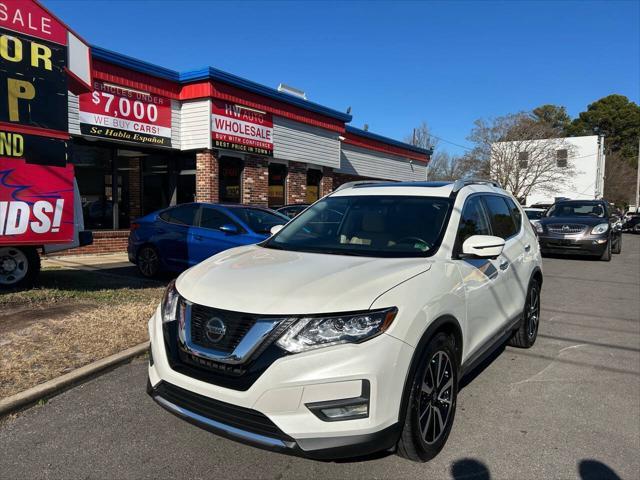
{"left": 547, "top": 223, "right": 586, "bottom": 234}
{"left": 154, "top": 381, "right": 293, "bottom": 441}
{"left": 190, "top": 304, "right": 256, "bottom": 353}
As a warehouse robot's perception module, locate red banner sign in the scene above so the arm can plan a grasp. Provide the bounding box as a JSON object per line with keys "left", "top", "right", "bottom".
{"left": 211, "top": 100, "right": 273, "bottom": 156}
{"left": 0, "top": 0, "right": 67, "bottom": 45}
{"left": 0, "top": 158, "right": 74, "bottom": 244}
{"left": 79, "top": 81, "right": 173, "bottom": 147}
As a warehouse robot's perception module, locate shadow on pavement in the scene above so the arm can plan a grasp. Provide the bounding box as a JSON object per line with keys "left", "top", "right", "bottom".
{"left": 451, "top": 458, "right": 491, "bottom": 479}
{"left": 578, "top": 459, "right": 622, "bottom": 480}
{"left": 448, "top": 458, "right": 622, "bottom": 480}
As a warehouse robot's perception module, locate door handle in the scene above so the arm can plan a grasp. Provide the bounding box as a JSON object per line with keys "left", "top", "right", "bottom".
{"left": 194, "top": 235, "right": 203, "bottom": 241}
{"left": 524, "top": 244, "right": 531, "bottom": 252}
{"left": 499, "top": 260, "right": 509, "bottom": 271}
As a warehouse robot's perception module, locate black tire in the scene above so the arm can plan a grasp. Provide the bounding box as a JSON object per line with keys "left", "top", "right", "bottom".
{"left": 136, "top": 245, "right": 161, "bottom": 278}
{"left": 0, "top": 246, "right": 40, "bottom": 290}
{"left": 612, "top": 235, "right": 622, "bottom": 254}
{"left": 600, "top": 240, "right": 611, "bottom": 261}
{"left": 397, "top": 333, "right": 458, "bottom": 462}
{"left": 508, "top": 278, "right": 540, "bottom": 349}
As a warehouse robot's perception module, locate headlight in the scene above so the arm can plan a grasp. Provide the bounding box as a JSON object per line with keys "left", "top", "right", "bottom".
{"left": 161, "top": 279, "right": 180, "bottom": 323}
{"left": 276, "top": 308, "right": 397, "bottom": 353}
{"left": 591, "top": 223, "right": 609, "bottom": 235}
{"left": 535, "top": 222, "right": 544, "bottom": 233}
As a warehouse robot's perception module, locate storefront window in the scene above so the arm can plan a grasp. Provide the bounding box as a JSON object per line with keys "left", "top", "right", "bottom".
{"left": 219, "top": 156, "right": 243, "bottom": 203}
{"left": 268, "top": 163, "right": 287, "bottom": 208}
{"left": 72, "top": 140, "right": 195, "bottom": 230}
{"left": 306, "top": 169, "right": 322, "bottom": 203}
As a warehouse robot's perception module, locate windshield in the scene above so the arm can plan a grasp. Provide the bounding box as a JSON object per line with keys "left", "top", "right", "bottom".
{"left": 264, "top": 195, "right": 452, "bottom": 257}
{"left": 525, "top": 210, "right": 544, "bottom": 220}
{"left": 546, "top": 202, "right": 606, "bottom": 218}
{"left": 233, "top": 208, "right": 288, "bottom": 234}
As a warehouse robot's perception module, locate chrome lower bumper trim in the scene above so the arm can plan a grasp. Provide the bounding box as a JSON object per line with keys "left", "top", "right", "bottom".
{"left": 153, "top": 395, "right": 288, "bottom": 448}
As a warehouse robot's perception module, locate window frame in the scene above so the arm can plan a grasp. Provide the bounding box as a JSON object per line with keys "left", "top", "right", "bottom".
{"left": 556, "top": 149, "right": 568, "bottom": 168}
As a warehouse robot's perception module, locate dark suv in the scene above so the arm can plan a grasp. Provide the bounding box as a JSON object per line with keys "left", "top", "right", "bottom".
{"left": 536, "top": 200, "right": 621, "bottom": 261}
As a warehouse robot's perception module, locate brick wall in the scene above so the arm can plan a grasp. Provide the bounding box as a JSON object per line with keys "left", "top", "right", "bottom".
{"left": 195, "top": 149, "right": 219, "bottom": 203}
{"left": 287, "top": 161, "right": 307, "bottom": 204}
{"left": 48, "top": 230, "right": 129, "bottom": 256}
{"left": 243, "top": 156, "right": 269, "bottom": 206}
{"left": 321, "top": 167, "right": 335, "bottom": 196}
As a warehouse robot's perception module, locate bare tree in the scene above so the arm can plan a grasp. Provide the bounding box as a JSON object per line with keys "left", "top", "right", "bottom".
{"left": 427, "top": 151, "right": 465, "bottom": 180}
{"left": 404, "top": 121, "right": 438, "bottom": 151}
{"left": 468, "top": 113, "right": 577, "bottom": 200}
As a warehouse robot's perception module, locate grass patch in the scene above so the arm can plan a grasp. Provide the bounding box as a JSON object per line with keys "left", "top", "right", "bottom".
{"left": 0, "top": 267, "right": 167, "bottom": 399}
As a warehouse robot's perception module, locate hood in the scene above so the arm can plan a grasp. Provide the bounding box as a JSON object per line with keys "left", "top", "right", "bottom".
{"left": 539, "top": 216, "right": 607, "bottom": 226}
{"left": 176, "top": 245, "right": 431, "bottom": 315}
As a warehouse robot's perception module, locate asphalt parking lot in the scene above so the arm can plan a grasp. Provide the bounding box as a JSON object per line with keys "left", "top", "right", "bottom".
{"left": 1, "top": 235, "right": 638, "bottom": 480}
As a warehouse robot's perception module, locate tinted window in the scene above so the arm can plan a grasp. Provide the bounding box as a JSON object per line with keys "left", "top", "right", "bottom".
{"left": 484, "top": 196, "right": 517, "bottom": 239}
{"left": 232, "top": 208, "right": 288, "bottom": 234}
{"left": 505, "top": 197, "right": 522, "bottom": 232}
{"left": 456, "top": 196, "right": 491, "bottom": 251}
{"left": 200, "top": 207, "right": 235, "bottom": 230}
{"left": 159, "top": 204, "right": 199, "bottom": 226}
{"left": 267, "top": 196, "right": 452, "bottom": 257}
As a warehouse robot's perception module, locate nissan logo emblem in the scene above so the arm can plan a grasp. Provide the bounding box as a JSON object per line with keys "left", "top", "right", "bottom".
{"left": 204, "top": 317, "right": 226, "bottom": 343}
{"left": 562, "top": 225, "right": 570, "bottom": 232}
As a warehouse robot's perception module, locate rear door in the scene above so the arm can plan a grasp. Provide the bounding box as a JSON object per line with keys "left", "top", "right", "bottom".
{"left": 453, "top": 195, "right": 512, "bottom": 358}
{"left": 155, "top": 204, "right": 200, "bottom": 270}
{"left": 188, "top": 206, "right": 247, "bottom": 265}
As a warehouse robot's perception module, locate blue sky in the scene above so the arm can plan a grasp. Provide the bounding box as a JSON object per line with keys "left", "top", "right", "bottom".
{"left": 45, "top": 0, "right": 639, "bottom": 155}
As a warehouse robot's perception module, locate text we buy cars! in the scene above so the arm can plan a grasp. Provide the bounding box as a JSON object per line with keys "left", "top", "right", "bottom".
{"left": 147, "top": 179, "right": 543, "bottom": 462}
{"left": 1, "top": 0, "right": 93, "bottom": 289}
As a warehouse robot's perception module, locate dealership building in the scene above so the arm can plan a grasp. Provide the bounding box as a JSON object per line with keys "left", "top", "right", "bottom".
{"left": 67, "top": 47, "right": 431, "bottom": 254}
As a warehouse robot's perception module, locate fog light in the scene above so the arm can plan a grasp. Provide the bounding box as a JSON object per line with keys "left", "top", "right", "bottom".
{"left": 597, "top": 239, "right": 607, "bottom": 244}
{"left": 321, "top": 403, "right": 368, "bottom": 419}
{"left": 305, "top": 380, "right": 370, "bottom": 421}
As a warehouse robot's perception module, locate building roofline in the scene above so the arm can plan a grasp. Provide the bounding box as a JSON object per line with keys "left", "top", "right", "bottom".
{"left": 91, "top": 46, "right": 352, "bottom": 123}
{"left": 345, "top": 126, "right": 432, "bottom": 155}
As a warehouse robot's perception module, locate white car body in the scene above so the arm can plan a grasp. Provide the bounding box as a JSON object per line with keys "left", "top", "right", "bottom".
{"left": 148, "top": 180, "right": 542, "bottom": 460}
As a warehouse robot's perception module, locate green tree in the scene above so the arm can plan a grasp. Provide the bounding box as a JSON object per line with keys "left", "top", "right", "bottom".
{"left": 531, "top": 104, "right": 571, "bottom": 134}
{"left": 567, "top": 94, "right": 640, "bottom": 165}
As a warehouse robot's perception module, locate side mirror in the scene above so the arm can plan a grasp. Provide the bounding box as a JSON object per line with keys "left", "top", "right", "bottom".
{"left": 219, "top": 224, "right": 239, "bottom": 235}
{"left": 270, "top": 225, "right": 284, "bottom": 235}
{"left": 462, "top": 235, "right": 505, "bottom": 259}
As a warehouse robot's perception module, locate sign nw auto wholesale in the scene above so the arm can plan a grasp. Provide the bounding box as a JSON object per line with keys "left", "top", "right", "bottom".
{"left": 1, "top": 0, "right": 80, "bottom": 244}
{"left": 211, "top": 100, "right": 273, "bottom": 156}
{"left": 79, "top": 81, "right": 172, "bottom": 147}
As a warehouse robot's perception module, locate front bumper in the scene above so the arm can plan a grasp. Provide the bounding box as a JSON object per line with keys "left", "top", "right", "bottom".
{"left": 147, "top": 307, "right": 413, "bottom": 459}
{"left": 538, "top": 234, "right": 608, "bottom": 256}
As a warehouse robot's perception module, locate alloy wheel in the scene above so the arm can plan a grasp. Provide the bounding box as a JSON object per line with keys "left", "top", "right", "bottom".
{"left": 0, "top": 247, "right": 29, "bottom": 286}
{"left": 527, "top": 284, "right": 540, "bottom": 338}
{"left": 418, "top": 350, "right": 454, "bottom": 445}
{"left": 138, "top": 247, "right": 159, "bottom": 277}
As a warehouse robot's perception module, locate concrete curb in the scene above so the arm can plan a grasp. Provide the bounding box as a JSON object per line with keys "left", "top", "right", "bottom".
{"left": 0, "top": 341, "right": 149, "bottom": 417}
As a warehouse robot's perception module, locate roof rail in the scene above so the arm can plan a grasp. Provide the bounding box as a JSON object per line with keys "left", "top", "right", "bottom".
{"left": 451, "top": 178, "right": 502, "bottom": 194}
{"left": 334, "top": 180, "right": 394, "bottom": 192}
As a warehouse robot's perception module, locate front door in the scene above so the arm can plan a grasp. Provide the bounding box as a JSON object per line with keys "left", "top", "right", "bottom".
{"left": 188, "top": 206, "right": 244, "bottom": 265}
{"left": 453, "top": 195, "right": 513, "bottom": 359}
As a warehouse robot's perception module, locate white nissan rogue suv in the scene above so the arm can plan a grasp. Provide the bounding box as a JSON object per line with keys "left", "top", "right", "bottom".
{"left": 147, "top": 179, "right": 542, "bottom": 462}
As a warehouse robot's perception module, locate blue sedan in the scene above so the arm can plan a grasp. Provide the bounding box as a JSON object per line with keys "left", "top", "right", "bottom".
{"left": 128, "top": 203, "right": 289, "bottom": 278}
